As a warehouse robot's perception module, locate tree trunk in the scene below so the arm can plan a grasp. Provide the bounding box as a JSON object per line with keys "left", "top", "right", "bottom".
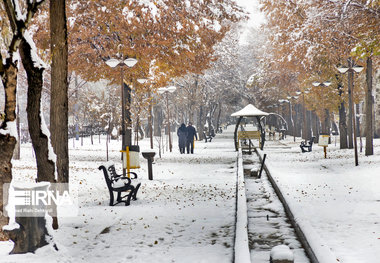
{"left": 20, "top": 37, "right": 58, "bottom": 231}
{"left": 198, "top": 105, "right": 204, "bottom": 141}
{"left": 292, "top": 105, "right": 297, "bottom": 137}
{"left": 312, "top": 112, "right": 320, "bottom": 143}
{"left": 0, "top": 59, "right": 18, "bottom": 240}
{"left": 50, "top": 0, "right": 69, "bottom": 184}
{"left": 5, "top": 216, "right": 49, "bottom": 254}
{"left": 148, "top": 93, "right": 153, "bottom": 149}
{"left": 13, "top": 103, "right": 21, "bottom": 160}
{"left": 306, "top": 110, "right": 312, "bottom": 140}
{"left": 365, "top": 56, "right": 373, "bottom": 156}
{"left": 339, "top": 99, "right": 348, "bottom": 149}
{"left": 1, "top": 0, "right": 47, "bottom": 240}
{"left": 153, "top": 105, "right": 162, "bottom": 137}
{"left": 90, "top": 126, "right": 94, "bottom": 145}
{"left": 215, "top": 103, "right": 222, "bottom": 131}
{"left": 325, "top": 109, "right": 331, "bottom": 144}
{"left": 295, "top": 104, "right": 301, "bottom": 137}
{"left": 20, "top": 39, "right": 56, "bottom": 182}
{"left": 124, "top": 82, "right": 132, "bottom": 146}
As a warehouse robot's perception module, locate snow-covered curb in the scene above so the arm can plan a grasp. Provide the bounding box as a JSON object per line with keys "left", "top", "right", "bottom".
{"left": 257, "top": 149, "right": 337, "bottom": 263}
{"left": 234, "top": 150, "right": 250, "bottom": 263}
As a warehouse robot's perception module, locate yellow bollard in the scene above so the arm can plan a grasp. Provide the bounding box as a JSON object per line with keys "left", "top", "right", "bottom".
{"left": 120, "top": 145, "right": 140, "bottom": 178}
{"left": 126, "top": 146, "right": 130, "bottom": 177}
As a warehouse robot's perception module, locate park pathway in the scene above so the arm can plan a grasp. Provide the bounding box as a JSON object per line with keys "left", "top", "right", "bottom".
{"left": 242, "top": 151, "right": 309, "bottom": 262}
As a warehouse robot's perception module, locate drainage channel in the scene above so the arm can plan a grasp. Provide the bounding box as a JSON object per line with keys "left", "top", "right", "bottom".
{"left": 243, "top": 153, "right": 310, "bottom": 263}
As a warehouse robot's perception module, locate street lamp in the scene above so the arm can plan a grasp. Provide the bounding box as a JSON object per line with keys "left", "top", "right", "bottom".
{"left": 137, "top": 78, "right": 148, "bottom": 84}
{"left": 278, "top": 99, "right": 289, "bottom": 139}
{"left": 286, "top": 96, "right": 298, "bottom": 142}
{"left": 158, "top": 86, "right": 177, "bottom": 152}
{"left": 337, "top": 62, "right": 364, "bottom": 166}
{"left": 312, "top": 80, "right": 332, "bottom": 142}
{"left": 312, "top": 81, "right": 331, "bottom": 87}
{"left": 105, "top": 56, "right": 138, "bottom": 176}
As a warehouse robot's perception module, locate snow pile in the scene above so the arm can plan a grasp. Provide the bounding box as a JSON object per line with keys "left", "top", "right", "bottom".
{"left": 270, "top": 245, "right": 294, "bottom": 261}
{"left": 0, "top": 121, "right": 18, "bottom": 138}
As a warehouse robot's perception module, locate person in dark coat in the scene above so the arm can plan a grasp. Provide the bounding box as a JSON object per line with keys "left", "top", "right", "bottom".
{"left": 186, "top": 122, "right": 198, "bottom": 154}
{"left": 177, "top": 123, "right": 188, "bottom": 154}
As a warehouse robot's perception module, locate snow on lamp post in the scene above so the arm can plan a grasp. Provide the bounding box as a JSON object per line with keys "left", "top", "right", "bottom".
{"left": 105, "top": 56, "right": 138, "bottom": 176}
{"left": 337, "top": 62, "right": 364, "bottom": 166}
{"left": 158, "top": 86, "right": 176, "bottom": 152}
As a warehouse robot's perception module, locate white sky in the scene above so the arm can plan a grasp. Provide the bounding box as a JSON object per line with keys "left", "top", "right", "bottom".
{"left": 235, "top": 0, "right": 265, "bottom": 28}
{"left": 235, "top": 0, "right": 266, "bottom": 44}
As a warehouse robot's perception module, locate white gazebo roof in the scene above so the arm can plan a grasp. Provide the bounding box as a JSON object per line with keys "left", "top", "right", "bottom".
{"left": 231, "top": 104, "right": 269, "bottom": 117}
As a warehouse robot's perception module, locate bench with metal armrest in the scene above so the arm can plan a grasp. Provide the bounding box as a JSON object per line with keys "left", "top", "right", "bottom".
{"left": 98, "top": 164, "right": 141, "bottom": 206}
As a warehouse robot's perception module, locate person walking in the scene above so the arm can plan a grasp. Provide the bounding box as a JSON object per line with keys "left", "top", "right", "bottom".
{"left": 177, "top": 123, "right": 188, "bottom": 154}
{"left": 186, "top": 122, "right": 198, "bottom": 154}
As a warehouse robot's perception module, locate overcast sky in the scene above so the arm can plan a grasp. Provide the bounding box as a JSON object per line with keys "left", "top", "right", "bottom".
{"left": 235, "top": 0, "right": 265, "bottom": 28}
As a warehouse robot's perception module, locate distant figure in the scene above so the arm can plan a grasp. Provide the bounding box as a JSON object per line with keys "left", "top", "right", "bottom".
{"left": 177, "top": 123, "right": 188, "bottom": 154}
{"left": 186, "top": 122, "right": 198, "bottom": 154}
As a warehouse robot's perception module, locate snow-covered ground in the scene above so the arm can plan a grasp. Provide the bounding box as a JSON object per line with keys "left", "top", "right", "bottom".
{"left": 1, "top": 130, "right": 238, "bottom": 263}
{"left": 260, "top": 135, "right": 380, "bottom": 263}
{"left": 1, "top": 126, "right": 380, "bottom": 262}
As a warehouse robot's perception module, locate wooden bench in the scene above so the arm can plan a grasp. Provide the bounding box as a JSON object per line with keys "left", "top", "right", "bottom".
{"left": 267, "top": 127, "right": 276, "bottom": 140}
{"left": 98, "top": 164, "right": 141, "bottom": 206}
{"left": 238, "top": 130, "right": 261, "bottom": 146}
{"left": 300, "top": 137, "right": 315, "bottom": 153}
{"left": 238, "top": 130, "right": 260, "bottom": 140}
{"left": 203, "top": 132, "right": 214, "bottom": 142}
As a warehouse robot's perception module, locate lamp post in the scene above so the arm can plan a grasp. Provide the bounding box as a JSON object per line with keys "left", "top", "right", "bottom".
{"left": 312, "top": 81, "right": 332, "bottom": 143}
{"left": 312, "top": 81, "right": 332, "bottom": 113}
{"left": 106, "top": 56, "right": 138, "bottom": 176}
{"left": 278, "top": 99, "right": 288, "bottom": 140}
{"left": 278, "top": 99, "right": 286, "bottom": 116}
{"left": 286, "top": 96, "right": 298, "bottom": 142}
{"left": 158, "top": 86, "right": 176, "bottom": 152}
{"left": 337, "top": 61, "right": 364, "bottom": 166}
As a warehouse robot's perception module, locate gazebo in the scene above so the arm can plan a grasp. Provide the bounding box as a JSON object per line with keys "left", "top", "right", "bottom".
{"left": 231, "top": 104, "right": 269, "bottom": 151}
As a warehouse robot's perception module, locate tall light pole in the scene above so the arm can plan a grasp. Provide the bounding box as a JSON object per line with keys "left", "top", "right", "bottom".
{"left": 312, "top": 81, "right": 332, "bottom": 143}
{"left": 286, "top": 96, "right": 298, "bottom": 142}
{"left": 158, "top": 86, "right": 176, "bottom": 152}
{"left": 337, "top": 61, "right": 364, "bottom": 166}
{"left": 278, "top": 99, "right": 289, "bottom": 140}
{"left": 106, "top": 56, "right": 138, "bottom": 175}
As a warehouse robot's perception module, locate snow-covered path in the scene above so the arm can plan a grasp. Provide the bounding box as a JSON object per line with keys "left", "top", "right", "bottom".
{"left": 1, "top": 129, "right": 238, "bottom": 263}
{"left": 243, "top": 154, "right": 309, "bottom": 262}
{"left": 260, "top": 137, "right": 380, "bottom": 263}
